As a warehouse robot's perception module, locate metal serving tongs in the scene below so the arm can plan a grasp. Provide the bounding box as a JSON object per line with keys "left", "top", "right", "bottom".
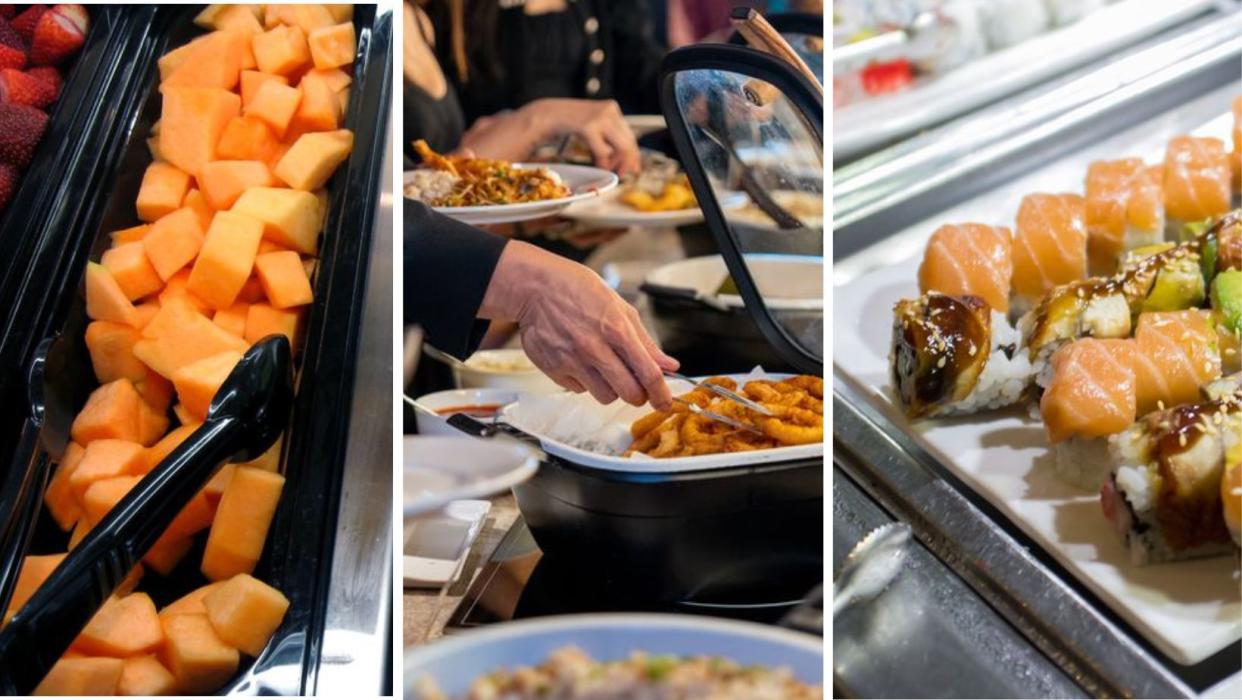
{"left": 0, "top": 336, "right": 293, "bottom": 695}
{"left": 665, "top": 370, "right": 774, "bottom": 417}
{"left": 697, "top": 123, "right": 805, "bottom": 231}
{"left": 730, "top": 7, "right": 822, "bottom": 93}
{"left": 673, "top": 397, "right": 766, "bottom": 436}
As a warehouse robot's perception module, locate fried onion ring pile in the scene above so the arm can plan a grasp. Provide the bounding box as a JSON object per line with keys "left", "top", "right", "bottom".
{"left": 624, "top": 375, "right": 823, "bottom": 458}
{"left": 411, "top": 139, "right": 571, "bottom": 206}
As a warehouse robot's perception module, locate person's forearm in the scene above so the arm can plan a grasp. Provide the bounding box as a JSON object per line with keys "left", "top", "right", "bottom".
{"left": 478, "top": 240, "right": 544, "bottom": 323}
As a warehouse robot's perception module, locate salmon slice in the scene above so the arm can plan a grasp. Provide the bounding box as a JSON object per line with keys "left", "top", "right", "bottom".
{"left": 1163, "top": 135, "right": 1231, "bottom": 223}
{"left": 1084, "top": 158, "right": 1163, "bottom": 275}
{"left": 918, "top": 223, "right": 1013, "bottom": 313}
{"left": 1134, "top": 310, "right": 1222, "bottom": 409}
{"left": 1012, "top": 193, "right": 1087, "bottom": 301}
{"left": 1040, "top": 339, "right": 1136, "bottom": 443}
{"left": 1233, "top": 96, "right": 1241, "bottom": 193}
{"left": 1113, "top": 340, "right": 1172, "bottom": 418}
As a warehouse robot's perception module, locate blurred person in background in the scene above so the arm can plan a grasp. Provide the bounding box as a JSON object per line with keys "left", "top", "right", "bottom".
{"left": 667, "top": 0, "right": 823, "bottom": 46}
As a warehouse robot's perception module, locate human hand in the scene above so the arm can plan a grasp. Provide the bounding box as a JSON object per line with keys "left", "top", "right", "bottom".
{"left": 519, "top": 98, "right": 641, "bottom": 175}
{"left": 479, "top": 241, "right": 678, "bottom": 409}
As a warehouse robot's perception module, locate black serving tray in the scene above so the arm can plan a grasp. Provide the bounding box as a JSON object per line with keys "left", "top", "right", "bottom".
{"left": 0, "top": 5, "right": 392, "bottom": 695}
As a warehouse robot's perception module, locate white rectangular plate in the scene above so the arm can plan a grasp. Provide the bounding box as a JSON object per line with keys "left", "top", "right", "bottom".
{"left": 833, "top": 94, "right": 1241, "bottom": 666}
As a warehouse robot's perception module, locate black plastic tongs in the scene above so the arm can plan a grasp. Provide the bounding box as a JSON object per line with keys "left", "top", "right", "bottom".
{"left": 0, "top": 335, "right": 292, "bottom": 695}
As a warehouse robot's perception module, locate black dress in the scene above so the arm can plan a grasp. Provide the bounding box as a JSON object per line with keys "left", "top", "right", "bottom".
{"left": 427, "top": 0, "right": 666, "bottom": 125}
{"left": 402, "top": 79, "right": 466, "bottom": 165}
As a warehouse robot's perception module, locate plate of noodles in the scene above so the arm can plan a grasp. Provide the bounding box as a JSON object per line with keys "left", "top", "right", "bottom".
{"left": 405, "top": 140, "right": 618, "bottom": 225}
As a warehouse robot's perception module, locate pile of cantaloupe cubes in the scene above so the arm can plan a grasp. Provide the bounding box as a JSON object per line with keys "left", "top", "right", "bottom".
{"left": 3, "top": 5, "right": 358, "bottom": 696}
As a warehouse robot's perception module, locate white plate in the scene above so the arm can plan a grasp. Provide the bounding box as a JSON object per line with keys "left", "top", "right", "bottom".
{"left": 562, "top": 189, "right": 747, "bottom": 228}
{"left": 500, "top": 371, "right": 823, "bottom": 474}
{"left": 403, "top": 436, "right": 538, "bottom": 518}
{"left": 411, "top": 387, "right": 518, "bottom": 437}
{"left": 834, "top": 0, "right": 1214, "bottom": 159}
{"left": 403, "top": 499, "right": 490, "bottom": 589}
{"left": 832, "top": 102, "right": 1241, "bottom": 666}
{"left": 404, "top": 164, "right": 618, "bottom": 225}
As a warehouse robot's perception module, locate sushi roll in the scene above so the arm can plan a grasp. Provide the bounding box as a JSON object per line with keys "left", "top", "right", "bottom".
{"left": 1011, "top": 193, "right": 1088, "bottom": 317}
{"left": 1223, "top": 429, "right": 1241, "bottom": 546}
{"left": 914, "top": 0, "right": 988, "bottom": 75}
{"left": 918, "top": 223, "right": 1014, "bottom": 314}
{"left": 890, "top": 293, "right": 1032, "bottom": 418}
{"left": 1085, "top": 158, "right": 1164, "bottom": 275}
{"left": 1163, "top": 136, "right": 1232, "bottom": 236}
{"left": 1130, "top": 310, "right": 1223, "bottom": 415}
{"left": 1102, "top": 392, "right": 1242, "bottom": 564}
{"left": 977, "top": 0, "right": 1049, "bottom": 50}
{"left": 1232, "top": 96, "right": 1241, "bottom": 194}
{"left": 1203, "top": 372, "right": 1242, "bottom": 401}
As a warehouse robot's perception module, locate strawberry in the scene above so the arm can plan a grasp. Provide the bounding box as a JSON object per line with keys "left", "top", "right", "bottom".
{"left": 0, "top": 162, "right": 17, "bottom": 212}
{"left": 0, "top": 18, "right": 27, "bottom": 70}
{"left": 29, "top": 4, "right": 86, "bottom": 67}
{"left": 0, "top": 103, "right": 48, "bottom": 168}
{"left": 25, "top": 64, "right": 60, "bottom": 101}
{"left": 12, "top": 5, "right": 48, "bottom": 42}
{"left": 0, "top": 68, "right": 55, "bottom": 108}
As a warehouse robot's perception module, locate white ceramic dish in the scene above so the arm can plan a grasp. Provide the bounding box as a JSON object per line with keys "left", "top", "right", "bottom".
{"left": 404, "top": 163, "right": 618, "bottom": 225}
{"left": 404, "top": 613, "right": 823, "bottom": 697}
{"left": 644, "top": 254, "right": 824, "bottom": 311}
{"left": 500, "top": 371, "right": 823, "bottom": 473}
{"left": 562, "top": 189, "right": 748, "bottom": 229}
{"left": 403, "top": 436, "right": 539, "bottom": 518}
{"left": 832, "top": 104, "right": 1241, "bottom": 666}
{"left": 411, "top": 388, "right": 518, "bottom": 437}
{"left": 403, "top": 499, "right": 489, "bottom": 589}
{"left": 452, "top": 348, "right": 560, "bottom": 394}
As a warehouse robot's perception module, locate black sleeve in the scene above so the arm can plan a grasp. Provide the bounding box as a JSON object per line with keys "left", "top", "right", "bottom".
{"left": 404, "top": 200, "right": 509, "bottom": 358}
{"left": 602, "top": 0, "right": 667, "bottom": 115}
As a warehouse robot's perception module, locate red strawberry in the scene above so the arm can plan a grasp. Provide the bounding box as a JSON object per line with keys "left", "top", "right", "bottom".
{"left": 0, "top": 162, "right": 18, "bottom": 212}
{"left": 29, "top": 4, "right": 86, "bottom": 67}
{"left": 0, "top": 68, "right": 55, "bottom": 107}
{"left": 0, "top": 18, "right": 27, "bottom": 70}
{"left": 0, "top": 102, "right": 48, "bottom": 168}
{"left": 12, "top": 5, "right": 48, "bottom": 42}
{"left": 25, "top": 64, "right": 60, "bottom": 101}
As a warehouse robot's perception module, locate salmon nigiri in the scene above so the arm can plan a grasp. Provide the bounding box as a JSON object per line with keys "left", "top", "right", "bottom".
{"left": 918, "top": 223, "right": 1013, "bottom": 313}
{"left": 1085, "top": 158, "right": 1164, "bottom": 275}
{"left": 1163, "top": 135, "right": 1231, "bottom": 226}
{"left": 1011, "top": 193, "right": 1087, "bottom": 312}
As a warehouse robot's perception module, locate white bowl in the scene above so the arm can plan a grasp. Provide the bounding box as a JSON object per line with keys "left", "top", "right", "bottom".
{"left": 453, "top": 348, "right": 560, "bottom": 394}
{"left": 412, "top": 388, "right": 518, "bottom": 437}
{"left": 403, "top": 436, "right": 539, "bottom": 518}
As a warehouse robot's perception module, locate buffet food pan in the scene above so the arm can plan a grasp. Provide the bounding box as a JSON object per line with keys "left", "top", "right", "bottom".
{"left": 832, "top": 26, "right": 1240, "bottom": 697}
{"left": 0, "top": 5, "right": 392, "bottom": 694}
{"left": 450, "top": 373, "right": 823, "bottom": 605}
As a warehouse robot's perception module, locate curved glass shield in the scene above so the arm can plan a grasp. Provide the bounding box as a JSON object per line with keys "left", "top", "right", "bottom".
{"left": 671, "top": 66, "right": 823, "bottom": 367}
{"left": 786, "top": 32, "right": 824, "bottom": 82}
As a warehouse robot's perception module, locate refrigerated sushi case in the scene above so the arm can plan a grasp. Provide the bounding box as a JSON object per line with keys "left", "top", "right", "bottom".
{"left": 0, "top": 5, "right": 394, "bottom": 695}
{"left": 657, "top": 42, "right": 825, "bottom": 376}
{"left": 832, "top": 11, "right": 1241, "bottom": 699}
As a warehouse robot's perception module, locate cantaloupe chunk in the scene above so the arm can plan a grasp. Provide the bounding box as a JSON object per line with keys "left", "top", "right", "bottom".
{"left": 231, "top": 187, "right": 322, "bottom": 254}
{"left": 172, "top": 351, "right": 244, "bottom": 421}
{"left": 182, "top": 188, "right": 216, "bottom": 230}
{"left": 111, "top": 224, "right": 151, "bottom": 246}
{"left": 71, "top": 379, "right": 145, "bottom": 444}
{"left": 136, "top": 368, "right": 175, "bottom": 412}
{"left": 305, "top": 66, "right": 350, "bottom": 93}
{"left": 324, "top": 4, "right": 353, "bottom": 22}
{"left": 86, "top": 321, "right": 146, "bottom": 384}
{"left": 81, "top": 475, "right": 142, "bottom": 523}
{"left": 158, "top": 269, "right": 213, "bottom": 316}
{"left": 240, "top": 70, "right": 288, "bottom": 107}
{"left": 308, "top": 22, "right": 354, "bottom": 69}
{"left": 211, "top": 4, "right": 263, "bottom": 37}
{"left": 216, "top": 114, "right": 282, "bottom": 164}
{"left": 44, "top": 442, "right": 86, "bottom": 530}
{"left": 203, "top": 573, "right": 290, "bottom": 656}
{"left": 273, "top": 128, "right": 352, "bottom": 190}
{"left": 157, "top": 35, "right": 209, "bottom": 82}
{"left": 203, "top": 464, "right": 236, "bottom": 505}
{"left": 161, "top": 30, "right": 250, "bottom": 92}
{"left": 141, "top": 423, "right": 199, "bottom": 474}
{"left": 252, "top": 24, "right": 310, "bottom": 76}
{"left": 86, "top": 262, "right": 140, "bottom": 327}
{"left": 118, "top": 654, "right": 179, "bottom": 696}
{"left": 213, "top": 301, "right": 249, "bottom": 337}
{"left": 266, "top": 4, "right": 334, "bottom": 32}
{"left": 287, "top": 70, "right": 339, "bottom": 136}
{"left": 253, "top": 251, "right": 313, "bottom": 308}
{"left": 144, "top": 534, "right": 195, "bottom": 576}
{"left": 144, "top": 207, "right": 205, "bottom": 281}
{"left": 5, "top": 553, "right": 66, "bottom": 623}
{"left": 69, "top": 518, "right": 90, "bottom": 549}
{"left": 337, "top": 85, "right": 349, "bottom": 117}
{"left": 160, "top": 87, "right": 242, "bottom": 176}
{"left": 173, "top": 403, "right": 195, "bottom": 425}
{"left": 199, "top": 160, "right": 277, "bottom": 211}
{"left": 237, "top": 275, "right": 266, "bottom": 303}
{"left": 135, "top": 162, "right": 192, "bottom": 222}
{"left": 133, "top": 301, "right": 161, "bottom": 329}
{"left": 239, "top": 434, "right": 282, "bottom": 471}
{"left": 244, "top": 303, "right": 302, "bottom": 347}
{"left": 160, "top": 614, "right": 239, "bottom": 694}
{"left": 140, "top": 297, "right": 197, "bottom": 339}
{"left": 69, "top": 440, "right": 146, "bottom": 501}
{"left": 243, "top": 80, "right": 301, "bottom": 138}
{"left": 138, "top": 399, "right": 170, "bottom": 446}
{"left": 187, "top": 210, "right": 267, "bottom": 310}
{"left": 117, "top": 564, "right": 146, "bottom": 596}
{"left": 161, "top": 582, "right": 225, "bottom": 620}
{"left": 133, "top": 303, "right": 250, "bottom": 380}
{"left": 74, "top": 592, "right": 164, "bottom": 657}
{"left": 33, "top": 657, "right": 123, "bottom": 696}
{"left": 195, "top": 3, "right": 263, "bottom": 29}
{"left": 101, "top": 242, "right": 165, "bottom": 301}
{"left": 202, "top": 467, "right": 285, "bottom": 580}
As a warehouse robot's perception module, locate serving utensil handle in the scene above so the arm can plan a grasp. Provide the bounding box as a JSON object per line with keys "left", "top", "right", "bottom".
{"left": 730, "top": 7, "right": 823, "bottom": 93}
